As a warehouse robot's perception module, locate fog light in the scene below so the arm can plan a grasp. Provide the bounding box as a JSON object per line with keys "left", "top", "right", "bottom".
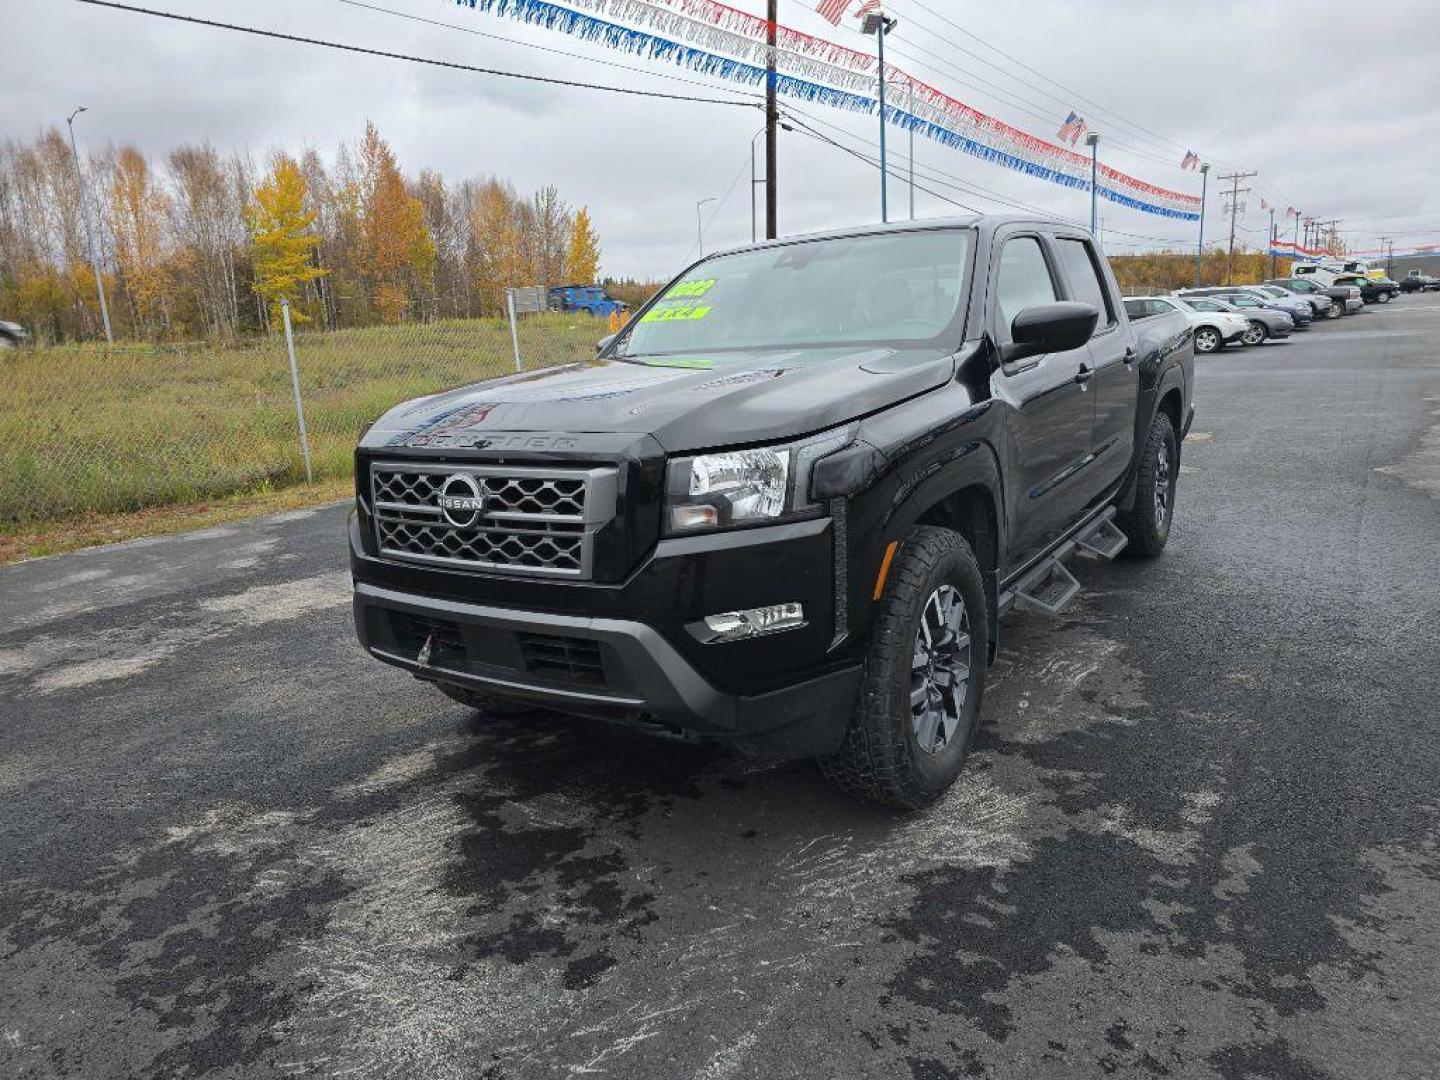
{"left": 701, "top": 602, "right": 805, "bottom": 642}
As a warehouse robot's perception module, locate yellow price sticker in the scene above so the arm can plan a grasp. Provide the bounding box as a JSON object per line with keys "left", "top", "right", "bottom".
{"left": 665, "top": 278, "right": 717, "bottom": 299}
{"left": 641, "top": 304, "right": 711, "bottom": 323}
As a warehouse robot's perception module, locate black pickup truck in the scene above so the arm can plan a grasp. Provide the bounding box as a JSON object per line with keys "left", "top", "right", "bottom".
{"left": 350, "top": 216, "right": 1195, "bottom": 808}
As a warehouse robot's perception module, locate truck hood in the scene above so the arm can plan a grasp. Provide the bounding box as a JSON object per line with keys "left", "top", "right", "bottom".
{"left": 364, "top": 346, "right": 958, "bottom": 454}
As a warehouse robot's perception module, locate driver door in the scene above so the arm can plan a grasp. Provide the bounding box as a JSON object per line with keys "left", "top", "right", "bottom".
{"left": 989, "top": 231, "right": 1098, "bottom": 570}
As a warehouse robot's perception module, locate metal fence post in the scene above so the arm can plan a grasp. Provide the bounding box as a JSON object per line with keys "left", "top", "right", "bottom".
{"left": 506, "top": 287, "right": 523, "bottom": 373}
{"left": 280, "top": 297, "right": 314, "bottom": 484}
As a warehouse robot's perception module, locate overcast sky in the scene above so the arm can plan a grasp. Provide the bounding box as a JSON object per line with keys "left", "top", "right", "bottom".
{"left": 6, "top": 0, "right": 1440, "bottom": 278}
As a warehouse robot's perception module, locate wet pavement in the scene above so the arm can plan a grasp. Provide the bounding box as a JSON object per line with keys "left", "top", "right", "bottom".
{"left": 3, "top": 294, "right": 1439, "bottom": 1079}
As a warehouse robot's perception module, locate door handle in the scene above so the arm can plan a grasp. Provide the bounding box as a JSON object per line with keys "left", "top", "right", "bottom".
{"left": 1123, "top": 347, "right": 1137, "bottom": 367}
{"left": 1073, "top": 365, "right": 1094, "bottom": 388}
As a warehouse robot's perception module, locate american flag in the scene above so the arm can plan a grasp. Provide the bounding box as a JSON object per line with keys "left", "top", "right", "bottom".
{"left": 815, "top": 0, "right": 850, "bottom": 24}
{"left": 1056, "top": 111, "right": 1087, "bottom": 145}
{"left": 855, "top": 0, "right": 882, "bottom": 17}
{"left": 1180, "top": 150, "right": 1199, "bottom": 171}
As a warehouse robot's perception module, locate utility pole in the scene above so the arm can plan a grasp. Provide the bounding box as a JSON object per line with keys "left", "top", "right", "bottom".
{"left": 1194, "top": 163, "right": 1210, "bottom": 287}
{"left": 862, "top": 10, "right": 898, "bottom": 223}
{"left": 1217, "top": 170, "right": 1256, "bottom": 284}
{"left": 1085, "top": 132, "right": 1101, "bottom": 234}
{"left": 1313, "top": 219, "right": 1340, "bottom": 257}
{"left": 1384, "top": 238, "right": 1394, "bottom": 277}
{"left": 1291, "top": 209, "right": 1301, "bottom": 273}
{"left": 65, "top": 107, "right": 113, "bottom": 344}
{"left": 764, "top": 0, "right": 778, "bottom": 240}
{"left": 1269, "top": 207, "right": 1277, "bottom": 281}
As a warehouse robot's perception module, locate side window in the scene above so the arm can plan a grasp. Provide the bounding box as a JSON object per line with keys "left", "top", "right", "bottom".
{"left": 1150, "top": 299, "right": 1175, "bottom": 314}
{"left": 995, "top": 237, "right": 1058, "bottom": 342}
{"left": 1054, "top": 238, "right": 1115, "bottom": 326}
{"left": 1122, "top": 298, "right": 1149, "bottom": 321}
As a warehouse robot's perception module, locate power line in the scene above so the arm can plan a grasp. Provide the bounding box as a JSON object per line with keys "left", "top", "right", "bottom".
{"left": 334, "top": 0, "right": 762, "bottom": 101}
{"left": 887, "top": 0, "right": 1246, "bottom": 170}
{"left": 71, "top": 0, "right": 762, "bottom": 108}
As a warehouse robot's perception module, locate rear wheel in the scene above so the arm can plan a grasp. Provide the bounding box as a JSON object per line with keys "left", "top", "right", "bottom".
{"left": 1193, "top": 326, "right": 1221, "bottom": 353}
{"left": 820, "top": 526, "right": 987, "bottom": 810}
{"left": 1242, "top": 321, "right": 1268, "bottom": 346}
{"left": 1118, "top": 413, "right": 1178, "bottom": 558}
{"left": 1378, "top": 291, "right": 1391, "bottom": 304}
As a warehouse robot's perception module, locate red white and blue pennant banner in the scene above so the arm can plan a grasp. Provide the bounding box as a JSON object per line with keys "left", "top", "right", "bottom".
{"left": 455, "top": 0, "right": 1202, "bottom": 220}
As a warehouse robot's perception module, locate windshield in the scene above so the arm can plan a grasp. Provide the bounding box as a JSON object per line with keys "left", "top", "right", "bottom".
{"left": 619, "top": 229, "right": 972, "bottom": 359}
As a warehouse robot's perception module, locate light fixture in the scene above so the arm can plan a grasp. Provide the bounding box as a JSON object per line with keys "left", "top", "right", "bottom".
{"left": 696, "top": 603, "right": 806, "bottom": 643}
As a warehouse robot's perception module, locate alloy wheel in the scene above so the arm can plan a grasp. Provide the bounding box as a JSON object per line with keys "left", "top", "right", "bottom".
{"left": 1195, "top": 328, "right": 1219, "bottom": 353}
{"left": 1243, "top": 322, "right": 1266, "bottom": 346}
{"left": 910, "top": 585, "right": 971, "bottom": 756}
{"left": 1154, "top": 438, "right": 1171, "bottom": 530}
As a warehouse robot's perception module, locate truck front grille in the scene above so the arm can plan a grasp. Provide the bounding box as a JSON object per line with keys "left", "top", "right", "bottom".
{"left": 517, "top": 633, "right": 606, "bottom": 686}
{"left": 370, "top": 463, "right": 617, "bottom": 579}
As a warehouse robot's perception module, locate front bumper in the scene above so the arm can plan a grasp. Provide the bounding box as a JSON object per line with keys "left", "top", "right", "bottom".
{"left": 1343, "top": 298, "right": 1364, "bottom": 314}
{"left": 350, "top": 513, "right": 864, "bottom": 760}
{"left": 353, "top": 582, "right": 862, "bottom": 760}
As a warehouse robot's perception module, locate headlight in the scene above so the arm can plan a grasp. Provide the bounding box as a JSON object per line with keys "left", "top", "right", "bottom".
{"left": 665, "top": 428, "right": 851, "bottom": 533}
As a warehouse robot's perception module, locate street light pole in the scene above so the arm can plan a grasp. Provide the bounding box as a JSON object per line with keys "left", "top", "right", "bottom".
{"left": 1085, "top": 132, "right": 1100, "bottom": 235}
{"left": 862, "top": 11, "right": 898, "bottom": 224}
{"left": 1194, "top": 163, "right": 1210, "bottom": 288}
{"left": 65, "top": 107, "right": 113, "bottom": 344}
{"left": 696, "top": 196, "right": 716, "bottom": 256}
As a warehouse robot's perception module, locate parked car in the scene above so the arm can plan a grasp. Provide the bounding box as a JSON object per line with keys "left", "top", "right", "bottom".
{"left": 1175, "top": 291, "right": 1294, "bottom": 343}
{"left": 1268, "top": 277, "right": 1363, "bottom": 316}
{"left": 0, "top": 319, "right": 26, "bottom": 348}
{"left": 1258, "top": 280, "right": 1333, "bottom": 319}
{"left": 1334, "top": 273, "right": 1399, "bottom": 304}
{"left": 1125, "top": 295, "right": 1246, "bottom": 353}
{"left": 1399, "top": 272, "right": 1440, "bottom": 293}
{"left": 1250, "top": 283, "right": 1332, "bottom": 320}
{"left": 548, "top": 284, "right": 628, "bottom": 317}
{"left": 1176, "top": 286, "right": 1312, "bottom": 328}
{"left": 350, "top": 215, "right": 1195, "bottom": 808}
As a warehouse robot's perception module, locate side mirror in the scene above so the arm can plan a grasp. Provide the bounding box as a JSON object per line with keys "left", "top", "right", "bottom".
{"left": 596, "top": 333, "right": 616, "bottom": 355}
{"left": 1002, "top": 301, "right": 1099, "bottom": 364}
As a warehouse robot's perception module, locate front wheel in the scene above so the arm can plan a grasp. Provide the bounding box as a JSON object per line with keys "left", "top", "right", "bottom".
{"left": 1118, "top": 413, "right": 1178, "bottom": 558}
{"left": 1242, "top": 321, "right": 1268, "bottom": 346}
{"left": 1325, "top": 302, "right": 1343, "bottom": 319}
{"left": 1194, "top": 326, "right": 1221, "bottom": 353}
{"left": 1378, "top": 291, "right": 1391, "bottom": 304}
{"left": 820, "top": 526, "right": 987, "bottom": 810}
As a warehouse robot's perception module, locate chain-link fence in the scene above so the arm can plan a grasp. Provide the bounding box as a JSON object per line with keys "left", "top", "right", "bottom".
{"left": 0, "top": 297, "right": 605, "bottom": 526}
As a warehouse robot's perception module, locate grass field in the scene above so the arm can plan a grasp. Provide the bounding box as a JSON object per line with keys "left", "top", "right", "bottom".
{"left": 0, "top": 313, "right": 597, "bottom": 529}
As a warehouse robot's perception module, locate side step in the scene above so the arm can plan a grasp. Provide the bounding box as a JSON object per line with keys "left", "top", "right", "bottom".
{"left": 1013, "top": 558, "right": 1081, "bottom": 615}
{"left": 999, "top": 506, "right": 1128, "bottom": 618}
{"left": 1073, "top": 515, "right": 1128, "bottom": 561}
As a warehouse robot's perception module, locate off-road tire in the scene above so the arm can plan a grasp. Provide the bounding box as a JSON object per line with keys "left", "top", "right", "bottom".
{"left": 1118, "top": 412, "right": 1178, "bottom": 557}
{"left": 437, "top": 683, "right": 548, "bottom": 717}
{"left": 819, "top": 526, "right": 987, "bottom": 811}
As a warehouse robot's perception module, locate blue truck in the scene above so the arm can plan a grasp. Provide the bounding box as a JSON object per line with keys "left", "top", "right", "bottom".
{"left": 547, "top": 284, "right": 628, "bottom": 318}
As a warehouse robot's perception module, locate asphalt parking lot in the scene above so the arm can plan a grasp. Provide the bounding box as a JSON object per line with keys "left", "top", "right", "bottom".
{"left": 3, "top": 294, "right": 1440, "bottom": 1080}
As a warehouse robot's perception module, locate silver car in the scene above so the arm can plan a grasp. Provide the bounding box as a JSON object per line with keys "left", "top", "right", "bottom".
{"left": 1177, "top": 287, "right": 1313, "bottom": 327}
{"left": 1125, "top": 295, "right": 1249, "bottom": 353}
{"left": 1174, "top": 294, "right": 1293, "bottom": 344}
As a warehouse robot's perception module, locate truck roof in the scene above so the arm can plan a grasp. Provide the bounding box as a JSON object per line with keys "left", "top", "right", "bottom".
{"left": 705, "top": 214, "right": 1092, "bottom": 260}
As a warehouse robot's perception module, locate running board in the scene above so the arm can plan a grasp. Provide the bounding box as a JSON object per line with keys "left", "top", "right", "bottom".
{"left": 1073, "top": 515, "right": 1128, "bottom": 561}
{"left": 998, "top": 506, "right": 1126, "bottom": 618}
{"left": 1013, "top": 558, "right": 1081, "bottom": 615}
